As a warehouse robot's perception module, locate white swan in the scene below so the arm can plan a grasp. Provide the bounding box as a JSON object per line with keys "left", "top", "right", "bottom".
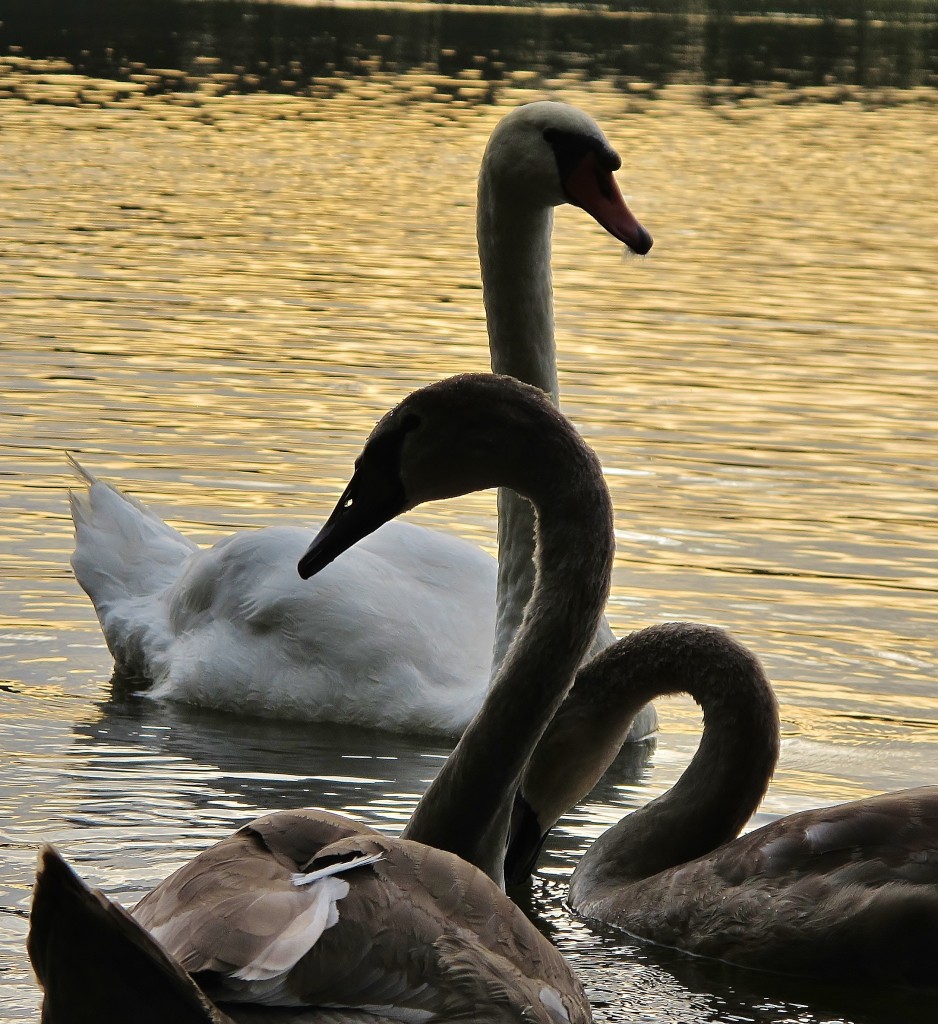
{"left": 68, "top": 101, "right": 653, "bottom": 735}
{"left": 31, "top": 372, "right": 616, "bottom": 1022}
{"left": 505, "top": 621, "right": 938, "bottom": 985}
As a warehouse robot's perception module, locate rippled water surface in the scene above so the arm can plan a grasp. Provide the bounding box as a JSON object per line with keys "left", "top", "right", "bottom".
{"left": 1, "top": 4, "right": 938, "bottom": 1020}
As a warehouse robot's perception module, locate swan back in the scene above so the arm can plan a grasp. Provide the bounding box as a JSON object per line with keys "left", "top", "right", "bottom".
{"left": 31, "top": 817, "right": 591, "bottom": 1023}
{"left": 153, "top": 521, "right": 493, "bottom": 733}
{"left": 141, "top": 822, "right": 590, "bottom": 1021}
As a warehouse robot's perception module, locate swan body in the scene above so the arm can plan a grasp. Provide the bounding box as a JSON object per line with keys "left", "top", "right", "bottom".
{"left": 507, "top": 621, "right": 938, "bottom": 984}
{"left": 133, "top": 810, "right": 587, "bottom": 1022}
{"left": 31, "top": 372, "right": 616, "bottom": 1020}
{"left": 588, "top": 786, "right": 938, "bottom": 985}
{"left": 31, "top": 814, "right": 581, "bottom": 1024}
{"left": 68, "top": 100, "right": 654, "bottom": 736}
{"left": 70, "top": 460, "right": 493, "bottom": 734}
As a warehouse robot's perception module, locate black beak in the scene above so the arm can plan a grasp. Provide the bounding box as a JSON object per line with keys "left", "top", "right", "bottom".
{"left": 298, "top": 464, "right": 406, "bottom": 580}
{"left": 504, "top": 791, "right": 548, "bottom": 888}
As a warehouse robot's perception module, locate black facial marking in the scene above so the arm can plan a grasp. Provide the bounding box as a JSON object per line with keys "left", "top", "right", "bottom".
{"left": 363, "top": 411, "right": 420, "bottom": 483}
{"left": 543, "top": 127, "right": 622, "bottom": 182}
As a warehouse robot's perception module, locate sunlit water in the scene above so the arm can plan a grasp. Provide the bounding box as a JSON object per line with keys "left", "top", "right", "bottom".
{"left": 1, "top": 3, "right": 937, "bottom": 1020}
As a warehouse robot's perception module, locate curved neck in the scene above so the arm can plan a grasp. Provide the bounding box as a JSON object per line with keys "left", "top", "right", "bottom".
{"left": 404, "top": 423, "right": 614, "bottom": 888}
{"left": 568, "top": 624, "right": 779, "bottom": 903}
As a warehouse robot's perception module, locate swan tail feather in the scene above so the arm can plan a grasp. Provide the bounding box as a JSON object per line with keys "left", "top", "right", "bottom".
{"left": 67, "top": 458, "right": 198, "bottom": 676}
{"left": 815, "top": 882, "right": 938, "bottom": 986}
{"left": 28, "top": 845, "right": 233, "bottom": 1023}
{"left": 68, "top": 457, "right": 197, "bottom": 593}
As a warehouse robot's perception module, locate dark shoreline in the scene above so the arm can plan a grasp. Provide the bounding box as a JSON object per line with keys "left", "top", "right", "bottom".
{"left": 2, "top": 0, "right": 936, "bottom": 93}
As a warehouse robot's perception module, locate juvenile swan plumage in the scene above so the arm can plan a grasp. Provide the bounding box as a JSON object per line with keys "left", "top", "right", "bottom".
{"left": 31, "top": 373, "right": 617, "bottom": 1021}
{"left": 506, "top": 621, "right": 938, "bottom": 985}
{"left": 67, "top": 101, "right": 653, "bottom": 736}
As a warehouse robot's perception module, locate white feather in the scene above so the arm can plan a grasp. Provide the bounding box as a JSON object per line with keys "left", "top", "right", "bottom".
{"left": 233, "top": 875, "right": 351, "bottom": 983}
{"left": 292, "top": 852, "right": 384, "bottom": 886}
{"left": 539, "top": 985, "right": 571, "bottom": 1023}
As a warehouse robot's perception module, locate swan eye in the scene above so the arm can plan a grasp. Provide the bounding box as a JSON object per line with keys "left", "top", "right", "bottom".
{"left": 401, "top": 412, "right": 421, "bottom": 433}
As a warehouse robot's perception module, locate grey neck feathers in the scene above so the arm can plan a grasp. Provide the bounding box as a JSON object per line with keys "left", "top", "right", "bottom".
{"left": 404, "top": 421, "right": 614, "bottom": 888}
{"left": 478, "top": 174, "right": 614, "bottom": 675}
{"left": 569, "top": 623, "right": 779, "bottom": 901}
{"left": 478, "top": 179, "right": 557, "bottom": 398}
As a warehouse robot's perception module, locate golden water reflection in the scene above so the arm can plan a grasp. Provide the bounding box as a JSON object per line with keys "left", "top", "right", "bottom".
{"left": 1, "top": 62, "right": 937, "bottom": 1022}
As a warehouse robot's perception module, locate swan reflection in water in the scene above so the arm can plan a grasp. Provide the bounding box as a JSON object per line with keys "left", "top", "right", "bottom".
{"left": 77, "top": 689, "right": 655, "bottom": 831}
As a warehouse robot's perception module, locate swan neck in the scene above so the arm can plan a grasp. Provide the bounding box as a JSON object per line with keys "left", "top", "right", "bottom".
{"left": 478, "top": 177, "right": 558, "bottom": 401}
{"left": 478, "top": 172, "right": 564, "bottom": 675}
{"left": 569, "top": 627, "right": 779, "bottom": 901}
{"left": 405, "top": 433, "right": 613, "bottom": 887}
{"left": 492, "top": 489, "right": 534, "bottom": 674}
{"left": 493, "top": 490, "right": 615, "bottom": 675}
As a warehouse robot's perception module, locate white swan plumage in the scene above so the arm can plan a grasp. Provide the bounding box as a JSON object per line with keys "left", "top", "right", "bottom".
{"left": 31, "top": 372, "right": 618, "bottom": 1022}
{"left": 68, "top": 101, "right": 654, "bottom": 735}
{"left": 69, "top": 457, "right": 493, "bottom": 734}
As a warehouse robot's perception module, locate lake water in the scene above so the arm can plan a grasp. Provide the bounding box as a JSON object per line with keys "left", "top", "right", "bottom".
{"left": 1, "top": 0, "right": 937, "bottom": 1020}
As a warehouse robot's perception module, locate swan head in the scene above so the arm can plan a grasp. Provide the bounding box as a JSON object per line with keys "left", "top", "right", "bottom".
{"left": 298, "top": 373, "right": 576, "bottom": 579}
{"left": 481, "top": 101, "right": 652, "bottom": 255}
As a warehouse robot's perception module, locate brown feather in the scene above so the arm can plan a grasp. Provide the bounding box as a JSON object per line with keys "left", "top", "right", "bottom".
{"left": 557, "top": 623, "right": 938, "bottom": 985}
